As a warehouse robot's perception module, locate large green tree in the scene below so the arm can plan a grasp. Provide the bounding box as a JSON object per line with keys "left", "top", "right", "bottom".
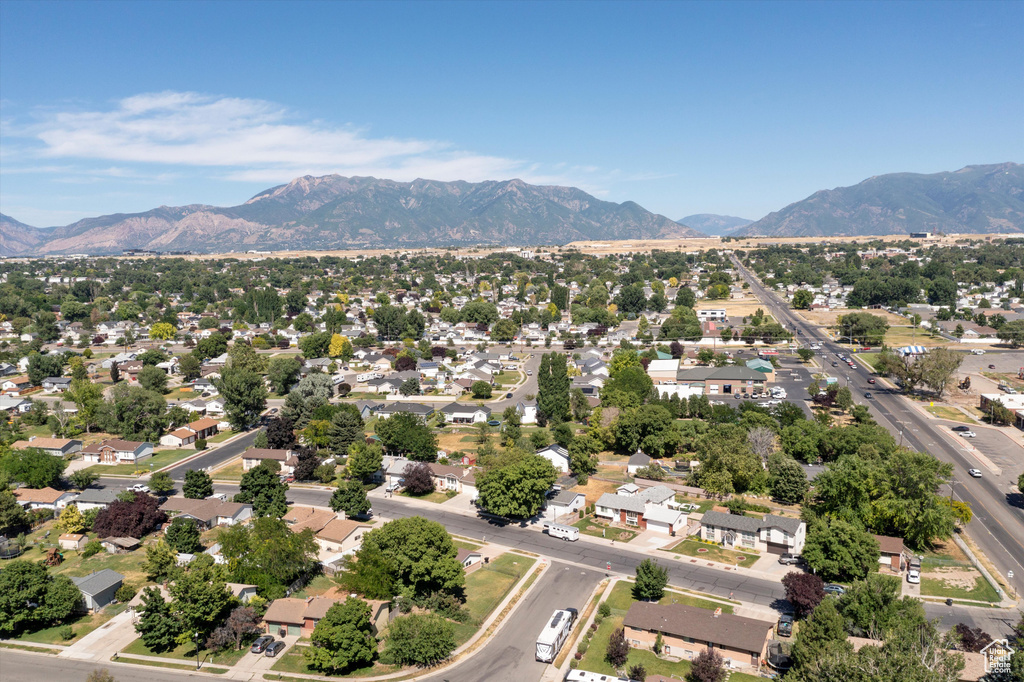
{"left": 182, "top": 469, "right": 214, "bottom": 499}
{"left": 476, "top": 453, "right": 557, "bottom": 519}
{"left": 0, "top": 561, "right": 81, "bottom": 637}
{"left": 304, "top": 598, "right": 377, "bottom": 673}
{"left": 381, "top": 613, "right": 456, "bottom": 667}
{"left": 167, "top": 556, "right": 235, "bottom": 642}
{"left": 330, "top": 479, "right": 372, "bottom": 517}
{"left": 537, "top": 352, "right": 570, "bottom": 424}
{"left": 350, "top": 516, "right": 464, "bottom": 599}
{"left": 0, "top": 447, "right": 67, "bottom": 488}
{"left": 802, "top": 518, "right": 879, "bottom": 582}
{"left": 217, "top": 367, "right": 268, "bottom": 430}
{"left": 218, "top": 517, "right": 318, "bottom": 598}
{"left": 375, "top": 412, "right": 438, "bottom": 461}
{"left": 235, "top": 463, "right": 288, "bottom": 518}
{"left": 346, "top": 440, "right": 384, "bottom": 482}
{"left": 136, "top": 586, "right": 181, "bottom": 652}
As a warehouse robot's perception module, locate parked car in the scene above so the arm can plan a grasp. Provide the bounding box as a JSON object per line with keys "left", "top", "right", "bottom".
{"left": 972, "top": 349, "right": 986, "bottom": 355}
{"left": 951, "top": 425, "right": 971, "bottom": 432}
{"left": 831, "top": 362, "right": 838, "bottom": 367}
{"left": 959, "top": 431, "right": 977, "bottom": 438}
{"left": 778, "top": 614, "right": 794, "bottom": 637}
{"left": 823, "top": 584, "right": 846, "bottom": 597}
{"left": 867, "top": 378, "right": 876, "bottom": 384}
{"left": 989, "top": 364, "right": 997, "bottom": 369}
{"left": 778, "top": 553, "right": 801, "bottom": 565}
{"left": 251, "top": 635, "right": 274, "bottom": 653}
{"left": 907, "top": 568, "right": 921, "bottom": 584}
{"left": 264, "top": 641, "right": 286, "bottom": 657}
{"left": 968, "top": 468, "right": 983, "bottom": 478}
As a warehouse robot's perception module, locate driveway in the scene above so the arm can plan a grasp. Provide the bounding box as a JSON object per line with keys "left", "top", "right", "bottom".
{"left": 420, "top": 560, "right": 601, "bottom": 682}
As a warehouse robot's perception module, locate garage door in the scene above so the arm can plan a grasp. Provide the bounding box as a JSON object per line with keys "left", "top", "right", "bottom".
{"left": 288, "top": 624, "right": 301, "bottom": 637}
{"left": 647, "top": 520, "right": 671, "bottom": 535}
{"left": 766, "top": 542, "right": 787, "bottom": 555}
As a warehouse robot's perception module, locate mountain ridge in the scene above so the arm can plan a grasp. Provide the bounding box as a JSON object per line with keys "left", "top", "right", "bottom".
{"left": 0, "top": 175, "right": 703, "bottom": 256}
{"left": 738, "top": 163, "right": 1024, "bottom": 237}
{"left": 677, "top": 214, "right": 753, "bottom": 235}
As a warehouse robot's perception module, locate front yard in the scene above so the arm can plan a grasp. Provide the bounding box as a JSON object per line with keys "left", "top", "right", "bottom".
{"left": 83, "top": 447, "right": 194, "bottom": 477}
{"left": 921, "top": 574, "right": 1001, "bottom": 603}
{"left": 573, "top": 516, "right": 639, "bottom": 543}
{"left": 923, "top": 405, "right": 975, "bottom": 424}
{"left": 122, "top": 636, "right": 249, "bottom": 668}
{"left": 211, "top": 458, "right": 245, "bottom": 480}
{"left": 400, "top": 489, "right": 457, "bottom": 504}
{"left": 16, "top": 603, "right": 129, "bottom": 644}
{"left": 666, "top": 539, "right": 758, "bottom": 566}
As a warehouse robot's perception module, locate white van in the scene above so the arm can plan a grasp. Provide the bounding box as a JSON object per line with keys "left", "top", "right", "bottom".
{"left": 544, "top": 522, "right": 580, "bottom": 542}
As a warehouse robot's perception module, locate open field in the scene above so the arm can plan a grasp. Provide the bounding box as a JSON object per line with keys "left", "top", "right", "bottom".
{"left": 796, "top": 308, "right": 909, "bottom": 327}
{"left": 923, "top": 405, "right": 975, "bottom": 424}
{"left": 694, "top": 299, "right": 773, "bottom": 319}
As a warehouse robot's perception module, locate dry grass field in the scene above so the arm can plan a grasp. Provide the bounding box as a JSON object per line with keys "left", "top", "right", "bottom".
{"left": 795, "top": 308, "right": 909, "bottom": 327}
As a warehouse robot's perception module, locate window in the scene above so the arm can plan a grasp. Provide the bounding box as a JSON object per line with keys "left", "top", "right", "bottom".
{"left": 626, "top": 511, "right": 639, "bottom": 527}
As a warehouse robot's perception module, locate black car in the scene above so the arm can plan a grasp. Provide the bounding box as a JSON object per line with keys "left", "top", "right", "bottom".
{"left": 251, "top": 635, "right": 274, "bottom": 653}
{"left": 864, "top": 392, "right": 873, "bottom": 399}
{"left": 778, "top": 614, "right": 794, "bottom": 637}
{"left": 566, "top": 607, "right": 579, "bottom": 625}
{"left": 951, "top": 425, "right": 971, "bottom": 432}
{"left": 264, "top": 641, "right": 286, "bottom": 657}
{"left": 505, "top": 392, "right": 513, "bottom": 399}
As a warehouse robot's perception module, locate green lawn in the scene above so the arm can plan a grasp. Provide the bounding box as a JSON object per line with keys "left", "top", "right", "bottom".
{"left": 122, "top": 636, "right": 249, "bottom": 667}
{"left": 668, "top": 539, "right": 758, "bottom": 566}
{"left": 462, "top": 553, "right": 536, "bottom": 627}
{"left": 673, "top": 495, "right": 718, "bottom": 513}
{"left": 208, "top": 429, "right": 239, "bottom": 443}
{"left": 603, "top": 581, "right": 734, "bottom": 615}
{"left": 211, "top": 460, "right": 245, "bottom": 480}
{"left": 453, "top": 538, "right": 483, "bottom": 551}
{"left": 921, "top": 576, "right": 1001, "bottom": 603}
{"left": 84, "top": 447, "right": 194, "bottom": 476}
{"left": 269, "top": 644, "right": 399, "bottom": 677}
{"left": 16, "top": 603, "right": 129, "bottom": 644}
{"left": 573, "top": 517, "right": 639, "bottom": 543}
{"left": 400, "top": 489, "right": 456, "bottom": 504}
{"left": 289, "top": 574, "right": 336, "bottom": 599}
{"left": 924, "top": 405, "right": 975, "bottom": 424}
{"left": 21, "top": 536, "right": 152, "bottom": 587}
{"left": 854, "top": 352, "right": 881, "bottom": 370}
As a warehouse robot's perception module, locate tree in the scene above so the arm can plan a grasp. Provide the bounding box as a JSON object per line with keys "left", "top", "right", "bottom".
{"left": 686, "top": 647, "right": 726, "bottom": 682}
{"left": 27, "top": 353, "right": 64, "bottom": 386}
{"left": 613, "top": 405, "right": 681, "bottom": 459}
{"left": 218, "top": 517, "right": 318, "bottom": 597}
{"left": 790, "top": 597, "right": 851, "bottom": 671}
{"left": 570, "top": 387, "right": 591, "bottom": 423}
{"left": 165, "top": 517, "right": 202, "bottom": 553}
{"left": 382, "top": 613, "right": 456, "bottom": 667}
{"left": 917, "top": 347, "right": 964, "bottom": 398}
{"left": 537, "top": 352, "right": 570, "bottom": 424}
{"left": 633, "top": 559, "right": 668, "bottom": 601}
{"left": 138, "top": 365, "right": 168, "bottom": 393}
{"left": 476, "top": 453, "right": 558, "bottom": 519}
{"left": 136, "top": 586, "right": 180, "bottom": 652}
{"left": 782, "top": 572, "right": 825, "bottom": 619}
{"left": 347, "top": 440, "right": 384, "bottom": 482}
{"left": 0, "top": 447, "right": 68, "bottom": 488}
{"left": 58, "top": 503, "right": 85, "bottom": 534}
{"left": 402, "top": 461, "right": 435, "bottom": 495}
{"left": 235, "top": 463, "right": 288, "bottom": 518}
{"left": 148, "top": 471, "right": 175, "bottom": 496}
{"left": 217, "top": 367, "right": 268, "bottom": 430}
{"left": 997, "top": 319, "right": 1024, "bottom": 347}
{"left": 86, "top": 670, "right": 117, "bottom": 682}
{"left": 304, "top": 601, "right": 378, "bottom": 674}
{"left": 792, "top": 289, "right": 814, "bottom": 309}
{"left": 182, "top": 469, "right": 213, "bottom": 499}
{"left": 144, "top": 540, "right": 178, "bottom": 583}
{"left": 0, "top": 487, "right": 29, "bottom": 535}
{"left": 351, "top": 516, "right": 464, "bottom": 599}
{"left": 330, "top": 480, "right": 372, "bottom": 517}
{"left": 150, "top": 322, "right": 177, "bottom": 340}
{"left": 606, "top": 626, "right": 630, "bottom": 667}
{"left": 339, "top": 544, "right": 397, "bottom": 600}
{"left": 501, "top": 406, "right": 522, "bottom": 447}
{"left": 327, "top": 333, "right": 352, "bottom": 359}
{"left": 470, "top": 380, "right": 492, "bottom": 399}
{"left": 168, "top": 557, "right": 234, "bottom": 642}
{"left": 491, "top": 318, "right": 519, "bottom": 343}
{"left": 0, "top": 560, "right": 81, "bottom": 636}
{"left": 400, "top": 378, "right": 421, "bottom": 396}
{"left": 93, "top": 492, "right": 167, "bottom": 539}
{"left": 837, "top": 312, "right": 890, "bottom": 346}
{"left": 68, "top": 468, "right": 99, "bottom": 491}
{"left": 375, "top": 412, "right": 438, "bottom": 462}
{"left": 834, "top": 573, "right": 925, "bottom": 639}
{"left": 267, "top": 356, "right": 302, "bottom": 395}
{"left": 802, "top": 518, "right": 879, "bottom": 582}
{"left": 207, "top": 605, "right": 262, "bottom": 652}
{"left": 266, "top": 416, "right": 296, "bottom": 449}
{"left": 106, "top": 383, "right": 167, "bottom": 441}
{"left": 768, "top": 455, "right": 809, "bottom": 504}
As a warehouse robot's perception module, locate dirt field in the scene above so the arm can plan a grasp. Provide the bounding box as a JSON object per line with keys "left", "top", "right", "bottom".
{"left": 795, "top": 308, "right": 909, "bottom": 327}
{"left": 574, "top": 476, "right": 626, "bottom": 506}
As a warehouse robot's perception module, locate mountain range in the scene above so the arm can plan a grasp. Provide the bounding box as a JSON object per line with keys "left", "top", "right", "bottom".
{"left": 677, "top": 214, "right": 753, "bottom": 236}
{"left": 738, "top": 162, "right": 1024, "bottom": 237}
{"left": 0, "top": 176, "right": 703, "bottom": 256}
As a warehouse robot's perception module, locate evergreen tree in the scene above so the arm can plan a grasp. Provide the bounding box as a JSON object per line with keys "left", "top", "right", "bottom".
{"left": 136, "top": 586, "right": 181, "bottom": 652}
{"left": 537, "top": 352, "right": 570, "bottom": 424}
{"left": 182, "top": 469, "right": 213, "bottom": 499}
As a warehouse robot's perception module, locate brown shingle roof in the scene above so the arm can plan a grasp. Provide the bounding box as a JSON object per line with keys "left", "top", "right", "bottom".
{"left": 11, "top": 438, "right": 77, "bottom": 450}
{"left": 284, "top": 506, "right": 336, "bottom": 534}
{"left": 13, "top": 487, "right": 68, "bottom": 504}
{"left": 188, "top": 417, "right": 221, "bottom": 431}
{"left": 263, "top": 598, "right": 308, "bottom": 625}
{"left": 873, "top": 534, "right": 905, "bottom": 556}
{"left": 160, "top": 497, "right": 248, "bottom": 524}
{"left": 623, "top": 602, "right": 773, "bottom": 654}
{"left": 243, "top": 448, "right": 290, "bottom": 461}
{"left": 315, "top": 518, "right": 363, "bottom": 544}
{"left": 81, "top": 439, "right": 148, "bottom": 453}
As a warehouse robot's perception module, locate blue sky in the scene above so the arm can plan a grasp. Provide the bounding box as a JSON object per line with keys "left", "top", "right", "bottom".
{"left": 1, "top": 0, "right": 1022, "bottom": 227}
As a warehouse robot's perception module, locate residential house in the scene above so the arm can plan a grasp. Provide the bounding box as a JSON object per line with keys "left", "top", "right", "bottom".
{"left": 536, "top": 444, "right": 571, "bottom": 473}
{"left": 81, "top": 439, "right": 154, "bottom": 465}
{"left": 874, "top": 534, "right": 906, "bottom": 572}
{"left": 314, "top": 518, "right": 367, "bottom": 562}
{"left": 160, "top": 427, "right": 197, "bottom": 448}
{"left": 41, "top": 377, "right": 72, "bottom": 394}
{"left": 241, "top": 448, "right": 298, "bottom": 474}
{"left": 59, "top": 533, "right": 88, "bottom": 551}
{"left": 427, "top": 463, "right": 477, "bottom": 496}
{"left": 516, "top": 399, "right": 538, "bottom": 425}
{"left": 71, "top": 570, "right": 124, "bottom": 612}
{"left": 595, "top": 485, "right": 684, "bottom": 534}
{"left": 264, "top": 596, "right": 387, "bottom": 637}
{"left": 546, "top": 490, "right": 587, "bottom": 520}
{"left": 10, "top": 437, "right": 82, "bottom": 457}
{"left": 627, "top": 450, "right": 652, "bottom": 475}
{"left": 1, "top": 376, "right": 32, "bottom": 394}
{"left": 160, "top": 497, "right": 253, "bottom": 529}
{"left": 374, "top": 402, "right": 435, "bottom": 421}
{"left": 73, "top": 488, "right": 120, "bottom": 511}
{"left": 0, "top": 395, "right": 32, "bottom": 413}
{"left": 623, "top": 602, "right": 774, "bottom": 671}
{"left": 283, "top": 505, "right": 336, "bottom": 533}
{"left": 438, "top": 402, "right": 491, "bottom": 424}
{"left": 226, "top": 583, "right": 259, "bottom": 604}
{"left": 13, "top": 487, "right": 78, "bottom": 511}
{"left": 699, "top": 511, "right": 806, "bottom": 555}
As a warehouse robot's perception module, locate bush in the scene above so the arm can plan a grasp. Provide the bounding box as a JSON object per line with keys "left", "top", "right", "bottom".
{"left": 577, "top": 639, "right": 590, "bottom": 655}
{"left": 58, "top": 625, "right": 74, "bottom": 641}
{"left": 115, "top": 584, "right": 137, "bottom": 603}
{"left": 82, "top": 541, "right": 102, "bottom": 558}
{"left": 569, "top": 659, "right": 579, "bottom": 670}
{"left": 195, "top": 438, "right": 208, "bottom": 450}
{"left": 598, "top": 601, "right": 612, "bottom": 618}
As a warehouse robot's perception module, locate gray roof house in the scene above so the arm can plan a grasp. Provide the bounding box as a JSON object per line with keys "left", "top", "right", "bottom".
{"left": 438, "top": 402, "right": 491, "bottom": 424}
{"left": 627, "top": 450, "right": 652, "bottom": 475}
{"left": 375, "top": 402, "right": 435, "bottom": 420}
{"left": 71, "top": 569, "right": 124, "bottom": 611}
{"left": 700, "top": 510, "right": 806, "bottom": 555}
{"left": 546, "top": 490, "right": 587, "bottom": 520}
{"left": 594, "top": 484, "right": 685, "bottom": 534}
{"left": 73, "top": 488, "right": 121, "bottom": 511}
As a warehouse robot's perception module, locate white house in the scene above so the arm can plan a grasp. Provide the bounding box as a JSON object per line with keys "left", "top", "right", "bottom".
{"left": 13, "top": 487, "right": 78, "bottom": 511}
{"left": 536, "top": 444, "right": 571, "bottom": 473}
{"left": 80, "top": 439, "right": 154, "bottom": 465}
{"left": 516, "top": 399, "right": 538, "bottom": 425}
{"left": 10, "top": 437, "right": 82, "bottom": 457}
{"left": 595, "top": 484, "right": 683, "bottom": 534}
{"left": 438, "top": 402, "right": 491, "bottom": 424}
{"left": 546, "top": 490, "right": 587, "bottom": 520}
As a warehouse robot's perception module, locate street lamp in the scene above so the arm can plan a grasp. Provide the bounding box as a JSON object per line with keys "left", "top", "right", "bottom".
{"left": 194, "top": 631, "right": 201, "bottom": 670}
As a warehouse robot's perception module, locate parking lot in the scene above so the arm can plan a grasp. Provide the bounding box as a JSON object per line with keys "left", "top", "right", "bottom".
{"left": 935, "top": 421, "right": 1024, "bottom": 475}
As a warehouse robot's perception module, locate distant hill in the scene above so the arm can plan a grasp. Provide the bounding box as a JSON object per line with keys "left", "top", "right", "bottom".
{"left": 0, "top": 176, "right": 704, "bottom": 256}
{"left": 738, "top": 163, "right": 1024, "bottom": 237}
{"left": 677, "top": 214, "right": 753, "bottom": 236}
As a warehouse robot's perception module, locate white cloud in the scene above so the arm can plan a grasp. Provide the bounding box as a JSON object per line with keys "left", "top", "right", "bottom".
{"left": 20, "top": 91, "right": 545, "bottom": 184}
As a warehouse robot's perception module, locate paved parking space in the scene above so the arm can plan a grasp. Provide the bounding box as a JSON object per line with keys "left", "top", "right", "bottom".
{"left": 961, "top": 351, "right": 1024, "bottom": 374}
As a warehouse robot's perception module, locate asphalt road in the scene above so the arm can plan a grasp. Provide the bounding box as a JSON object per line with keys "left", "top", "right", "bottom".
{"left": 730, "top": 255, "right": 1024, "bottom": 600}
{"left": 421, "top": 561, "right": 601, "bottom": 682}
{"left": 162, "top": 428, "right": 262, "bottom": 479}
{"left": 0, "top": 650, "right": 202, "bottom": 682}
